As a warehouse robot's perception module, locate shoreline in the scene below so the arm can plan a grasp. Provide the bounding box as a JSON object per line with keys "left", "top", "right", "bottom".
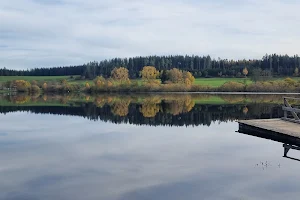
{"left": 151, "top": 91, "right": 300, "bottom": 95}
{"left": 1, "top": 91, "right": 300, "bottom": 96}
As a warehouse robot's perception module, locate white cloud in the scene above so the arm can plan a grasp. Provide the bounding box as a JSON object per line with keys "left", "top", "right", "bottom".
{"left": 0, "top": 0, "right": 300, "bottom": 69}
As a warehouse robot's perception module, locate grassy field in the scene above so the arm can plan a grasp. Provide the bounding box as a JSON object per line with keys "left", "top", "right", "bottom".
{"left": 193, "top": 78, "right": 252, "bottom": 87}
{"left": 68, "top": 77, "right": 248, "bottom": 87}
{"left": 1, "top": 76, "right": 300, "bottom": 87}
{"left": 193, "top": 77, "right": 300, "bottom": 87}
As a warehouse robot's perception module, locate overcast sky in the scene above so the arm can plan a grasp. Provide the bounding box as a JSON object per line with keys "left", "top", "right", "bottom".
{"left": 1, "top": 0, "right": 300, "bottom": 69}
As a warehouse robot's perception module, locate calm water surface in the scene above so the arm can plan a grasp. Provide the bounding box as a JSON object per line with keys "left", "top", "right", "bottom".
{"left": 0, "top": 94, "right": 299, "bottom": 200}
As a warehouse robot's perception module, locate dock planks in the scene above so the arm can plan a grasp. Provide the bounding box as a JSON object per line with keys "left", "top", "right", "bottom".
{"left": 238, "top": 119, "right": 300, "bottom": 139}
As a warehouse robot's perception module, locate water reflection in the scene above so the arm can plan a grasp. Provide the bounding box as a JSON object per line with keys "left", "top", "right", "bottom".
{"left": 0, "top": 113, "right": 300, "bottom": 199}
{"left": 1, "top": 94, "right": 300, "bottom": 199}
{"left": 0, "top": 94, "right": 292, "bottom": 126}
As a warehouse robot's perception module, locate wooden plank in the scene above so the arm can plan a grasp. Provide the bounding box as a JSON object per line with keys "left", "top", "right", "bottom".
{"left": 281, "top": 117, "right": 300, "bottom": 124}
{"left": 283, "top": 98, "right": 300, "bottom": 120}
{"left": 238, "top": 122, "right": 300, "bottom": 147}
{"left": 238, "top": 119, "right": 300, "bottom": 138}
{"left": 283, "top": 97, "right": 300, "bottom": 121}
{"left": 282, "top": 106, "right": 300, "bottom": 113}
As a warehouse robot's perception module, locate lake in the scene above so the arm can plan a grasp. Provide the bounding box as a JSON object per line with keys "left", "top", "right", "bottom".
{"left": 0, "top": 93, "right": 300, "bottom": 200}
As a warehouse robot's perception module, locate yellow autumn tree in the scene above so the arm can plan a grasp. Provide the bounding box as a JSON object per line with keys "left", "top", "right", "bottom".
{"left": 294, "top": 67, "right": 299, "bottom": 77}
{"left": 242, "top": 67, "right": 248, "bottom": 77}
{"left": 111, "top": 67, "right": 130, "bottom": 83}
{"left": 183, "top": 71, "right": 195, "bottom": 85}
{"left": 284, "top": 77, "right": 296, "bottom": 86}
{"left": 166, "top": 68, "right": 195, "bottom": 85}
{"left": 167, "top": 68, "right": 183, "bottom": 83}
{"left": 141, "top": 66, "right": 159, "bottom": 81}
{"left": 85, "top": 82, "right": 90, "bottom": 90}
{"left": 107, "top": 80, "right": 113, "bottom": 87}
{"left": 94, "top": 76, "right": 106, "bottom": 88}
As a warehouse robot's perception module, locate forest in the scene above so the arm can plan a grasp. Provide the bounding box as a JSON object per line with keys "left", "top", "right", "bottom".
{"left": 1, "top": 54, "right": 300, "bottom": 78}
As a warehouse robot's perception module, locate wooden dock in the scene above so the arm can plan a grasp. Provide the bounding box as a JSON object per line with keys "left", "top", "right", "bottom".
{"left": 239, "top": 119, "right": 300, "bottom": 138}
{"left": 238, "top": 120, "right": 300, "bottom": 161}
{"left": 238, "top": 97, "right": 300, "bottom": 161}
{"left": 238, "top": 97, "right": 300, "bottom": 143}
{"left": 238, "top": 118, "right": 300, "bottom": 161}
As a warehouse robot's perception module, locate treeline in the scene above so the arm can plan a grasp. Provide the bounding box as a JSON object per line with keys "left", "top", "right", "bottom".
{"left": 1, "top": 54, "right": 300, "bottom": 78}
{"left": 3, "top": 68, "right": 300, "bottom": 93}
{"left": 1, "top": 66, "right": 200, "bottom": 93}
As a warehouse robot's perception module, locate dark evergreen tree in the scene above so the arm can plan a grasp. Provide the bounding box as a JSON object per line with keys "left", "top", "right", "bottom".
{"left": 161, "top": 70, "right": 168, "bottom": 84}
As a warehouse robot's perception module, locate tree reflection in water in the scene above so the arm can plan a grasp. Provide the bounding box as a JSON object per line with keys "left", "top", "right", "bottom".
{"left": 0, "top": 93, "right": 294, "bottom": 126}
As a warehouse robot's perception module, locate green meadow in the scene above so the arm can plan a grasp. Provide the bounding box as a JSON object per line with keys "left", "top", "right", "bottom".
{"left": 1, "top": 76, "right": 300, "bottom": 88}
